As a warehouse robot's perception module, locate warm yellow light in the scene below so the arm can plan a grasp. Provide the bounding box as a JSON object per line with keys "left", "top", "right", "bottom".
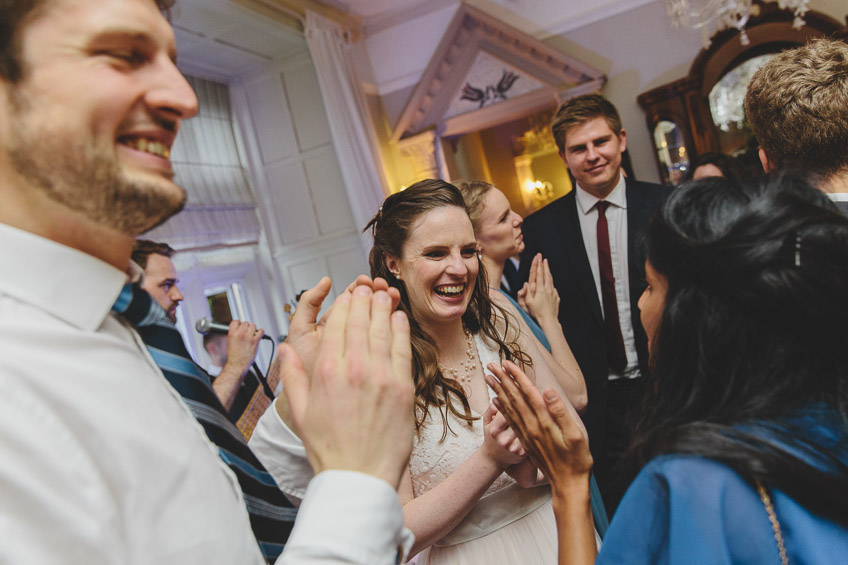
{"left": 524, "top": 180, "right": 537, "bottom": 193}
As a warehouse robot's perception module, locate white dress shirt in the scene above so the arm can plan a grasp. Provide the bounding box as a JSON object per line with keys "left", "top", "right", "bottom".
{"left": 251, "top": 401, "right": 314, "bottom": 505}
{"left": 251, "top": 401, "right": 415, "bottom": 563}
{"left": 574, "top": 175, "right": 641, "bottom": 379}
{"left": 0, "top": 223, "right": 410, "bottom": 564}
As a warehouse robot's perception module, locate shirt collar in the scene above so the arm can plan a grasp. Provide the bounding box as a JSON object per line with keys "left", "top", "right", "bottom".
{"left": 575, "top": 173, "right": 627, "bottom": 215}
{"left": 0, "top": 223, "right": 131, "bottom": 331}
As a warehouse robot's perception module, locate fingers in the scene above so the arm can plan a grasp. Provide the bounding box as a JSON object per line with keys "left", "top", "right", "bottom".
{"left": 541, "top": 257, "right": 553, "bottom": 288}
{"left": 292, "top": 277, "right": 332, "bottom": 332}
{"left": 390, "top": 310, "right": 412, "bottom": 386}
{"left": 316, "top": 290, "right": 352, "bottom": 375}
{"left": 278, "top": 343, "right": 308, "bottom": 430}
{"left": 517, "top": 284, "right": 528, "bottom": 310}
{"left": 528, "top": 253, "right": 540, "bottom": 278}
{"left": 508, "top": 436, "right": 527, "bottom": 458}
{"left": 502, "top": 360, "right": 549, "bottom": 415}
{"left": 227, "top": 321, "right": 263, "bottom": 353}
{"left": 368, "top": 290, "right": 392, "bottom": 376}
{"left": 373, "top": 277, "right": 402, "bottom": 311}
{"left": 344, "top": 274, "right": 375, "bottom": 295}
{"left": 485, "top": 363, "right": 531, "bottom": 435}
{"left": 345, "top": 283, "right": 373, "bottom": 353}
{"left": 529, "top": 254, "right": 541, "bottom": 293}
{"left": 387, "top": 287, "right": 402, "bottom": 311}
{"left": 541, "top": 387, "right": 573, "bottom": 436}
{"left": 483, "top": 403, "right": 497, "bottom": 426}
{"left": 541, "top": 386, "right": 590, "bottom": 444}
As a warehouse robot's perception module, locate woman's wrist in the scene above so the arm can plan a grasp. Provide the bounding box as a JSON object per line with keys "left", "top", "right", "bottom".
{"left": 535, "top": 314, "right": 561, "bottom": 331}
{"left": 476, "top": 446, "right": 513, "bottom": 474}
{"left": 550, "top": 474, "right": 592, "bottom": 511}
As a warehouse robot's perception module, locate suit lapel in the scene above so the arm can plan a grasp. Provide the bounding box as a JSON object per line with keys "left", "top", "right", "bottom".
{"left": 558, "top": 192, "right": 604, "bottom": 324}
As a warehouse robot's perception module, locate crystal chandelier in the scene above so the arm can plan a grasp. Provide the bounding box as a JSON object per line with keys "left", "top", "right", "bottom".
{"left": 667, "top": 0, "right": 811, "bottom": 47}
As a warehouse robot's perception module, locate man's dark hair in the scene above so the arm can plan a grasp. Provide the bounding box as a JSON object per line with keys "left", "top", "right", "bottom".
{"left": 1, "top": 0, "right": 176, "bottom": 82}
{"left": 551, "top": 93, "right": 623, "bottom": 155}
{"left": 131, "top": 239, "right": 175, "bottom": 269}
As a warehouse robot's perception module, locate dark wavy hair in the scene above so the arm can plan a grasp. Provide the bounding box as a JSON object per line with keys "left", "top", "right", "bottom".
{"left": 626, "top": 174, "right": 848, "bottom": 523}
{"left": 364, "top": 179, "right": 530, "bottom": 439}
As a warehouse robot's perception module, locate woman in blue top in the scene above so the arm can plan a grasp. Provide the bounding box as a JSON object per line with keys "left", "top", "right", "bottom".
{"left": 487, "top": 174, "right": 848, "bottom": 564}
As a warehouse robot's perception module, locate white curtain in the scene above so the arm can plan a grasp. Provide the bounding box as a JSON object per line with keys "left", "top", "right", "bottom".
{"left": 304, "top": 11, "right": 386, "bottom": 256}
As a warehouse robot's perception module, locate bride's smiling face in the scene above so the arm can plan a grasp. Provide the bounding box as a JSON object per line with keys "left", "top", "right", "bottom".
{"left": 386, "top": 205, "right": 479, "bottom": 331}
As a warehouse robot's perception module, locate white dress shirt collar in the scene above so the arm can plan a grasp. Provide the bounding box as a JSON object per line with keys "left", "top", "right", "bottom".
{"left": 575, "top": 173, "right": 627, "bottom": 215}
{"left": 0, "top": 223, "right": 129, "bottom": 332}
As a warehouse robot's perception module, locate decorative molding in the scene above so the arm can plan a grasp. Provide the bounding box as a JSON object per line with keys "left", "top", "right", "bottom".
{"left": 397, "top": 130, "right": 442, "bottom": 180}
{"left": 231, "top": 0, "right": 363, "bottom": 39}
{"left": 391, "top": 4, "right": 605, "bottom": 142}
{"left": 442, "top": 88, "right": 558, "bottom": 137}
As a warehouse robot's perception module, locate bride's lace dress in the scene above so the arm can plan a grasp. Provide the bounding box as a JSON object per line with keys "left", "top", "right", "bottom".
{"left": 408, "top": 333, "right": 559, "bottom": 564}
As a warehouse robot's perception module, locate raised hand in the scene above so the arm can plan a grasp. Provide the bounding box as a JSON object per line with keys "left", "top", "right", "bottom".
{"left": 224, "top": 320, "right": 263, "bottom": 372}
{"left": 518, "top": 253, "right": 560, "bottom": 324}
{"left": 281, "top": 276, "right": 401, "bottom": 383}
{"left": 211, "top": 320, "right": 264, "bottom": 410}
{"left": 278, "top": 285, "right": 414, "bottom": 488}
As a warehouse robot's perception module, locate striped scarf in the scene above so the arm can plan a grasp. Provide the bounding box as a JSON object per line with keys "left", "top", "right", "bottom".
{"left": 113, "top": 283, "right": 295, "bottom": 562}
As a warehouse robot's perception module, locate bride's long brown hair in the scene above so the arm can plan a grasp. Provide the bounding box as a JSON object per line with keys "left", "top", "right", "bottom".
{"left": 364, "top": 179, "right": 531, "bottom": 440}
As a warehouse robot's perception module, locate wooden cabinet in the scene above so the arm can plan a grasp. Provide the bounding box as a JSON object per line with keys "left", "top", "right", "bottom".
{"left": 638, "top": 1, "right": 845, "bottom": 184}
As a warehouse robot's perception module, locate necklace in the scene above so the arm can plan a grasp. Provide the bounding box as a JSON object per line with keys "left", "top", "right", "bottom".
{"left": 439, "top": 328, "right": 477, "bottom": 397}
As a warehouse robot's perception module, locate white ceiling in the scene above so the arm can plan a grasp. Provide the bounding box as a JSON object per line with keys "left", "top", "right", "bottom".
{"left": 326, "top": 0, "right": 657, "bottom": 36}
{"left": 171, "top": 0, "right": 307, "bottom": 82}
{"left": 169, "top": 0, "right": 659, "bottom": 82}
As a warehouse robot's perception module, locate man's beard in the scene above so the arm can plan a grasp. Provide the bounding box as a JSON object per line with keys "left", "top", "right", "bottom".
{"left": 5, "top": 92, "right": 186, "bottom": 236}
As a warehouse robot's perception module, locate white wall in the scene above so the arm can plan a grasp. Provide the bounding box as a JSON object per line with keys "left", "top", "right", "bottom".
{"left": 230, "top": 52, "right": 371, "bottom": 332}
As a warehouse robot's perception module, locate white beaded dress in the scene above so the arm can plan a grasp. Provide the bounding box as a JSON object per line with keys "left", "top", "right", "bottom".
{"left": 408, "top": 333, "right": 564, "bottom": 564}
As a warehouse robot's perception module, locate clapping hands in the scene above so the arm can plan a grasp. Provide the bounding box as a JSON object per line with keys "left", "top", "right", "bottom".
{"left": 274, "top": 278, "right": 412, "bottom": 488}
{"left": 485, "top": 361, "right": 592, "bottom": 489}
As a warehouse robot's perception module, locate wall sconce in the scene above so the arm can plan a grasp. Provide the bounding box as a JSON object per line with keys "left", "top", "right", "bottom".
{"left": 524, "top": 179, "right": 553, "bottom": 202}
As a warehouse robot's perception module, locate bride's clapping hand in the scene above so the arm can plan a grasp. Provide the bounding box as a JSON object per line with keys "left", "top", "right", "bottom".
{"left": 482, "top": 403, "right": 527, "bottom": 468}
{"left": 485, "top": 361, "right": 592, "bottom": 488}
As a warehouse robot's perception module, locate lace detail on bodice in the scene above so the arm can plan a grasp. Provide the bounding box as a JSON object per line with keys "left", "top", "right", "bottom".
{"left": 409, "top": 333, "right": 515, "bottom": 498}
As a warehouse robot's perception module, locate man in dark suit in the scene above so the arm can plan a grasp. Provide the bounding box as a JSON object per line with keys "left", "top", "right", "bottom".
{"left": 745, "top": 39, "right": 848, "bottom": 213}
{"left": 519, "top": 94, "right": 670, "bottom": 514}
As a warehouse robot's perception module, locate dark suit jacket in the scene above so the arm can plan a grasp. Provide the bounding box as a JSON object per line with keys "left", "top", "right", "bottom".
{"left": 518, "top": 178, "right": 671, "bottom": 458}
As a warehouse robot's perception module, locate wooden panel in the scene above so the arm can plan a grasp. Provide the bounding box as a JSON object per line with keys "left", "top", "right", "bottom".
{"left": 327, "top": 247, "right": 370, "bottom": 295}
{"left": 302, "top": 151, "right": 356, "bottom": 235}
{"left": 264, "top": 161, "right": 320, "bottom": 245}
{"left": 243, "top": 72, "right": 299, "bottom": 165}
{"left": 282, "top": 62, "right": 333, "bottom": 152}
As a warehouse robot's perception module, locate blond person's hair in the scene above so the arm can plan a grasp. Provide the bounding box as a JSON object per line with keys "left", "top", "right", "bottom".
{"left": 745, "top": 39, "right": 848, "bottom": 181}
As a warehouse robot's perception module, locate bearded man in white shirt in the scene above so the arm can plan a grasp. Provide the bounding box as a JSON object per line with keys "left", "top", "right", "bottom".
{"left": 0, "top": 0, "right": 413, "bottom": 563}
